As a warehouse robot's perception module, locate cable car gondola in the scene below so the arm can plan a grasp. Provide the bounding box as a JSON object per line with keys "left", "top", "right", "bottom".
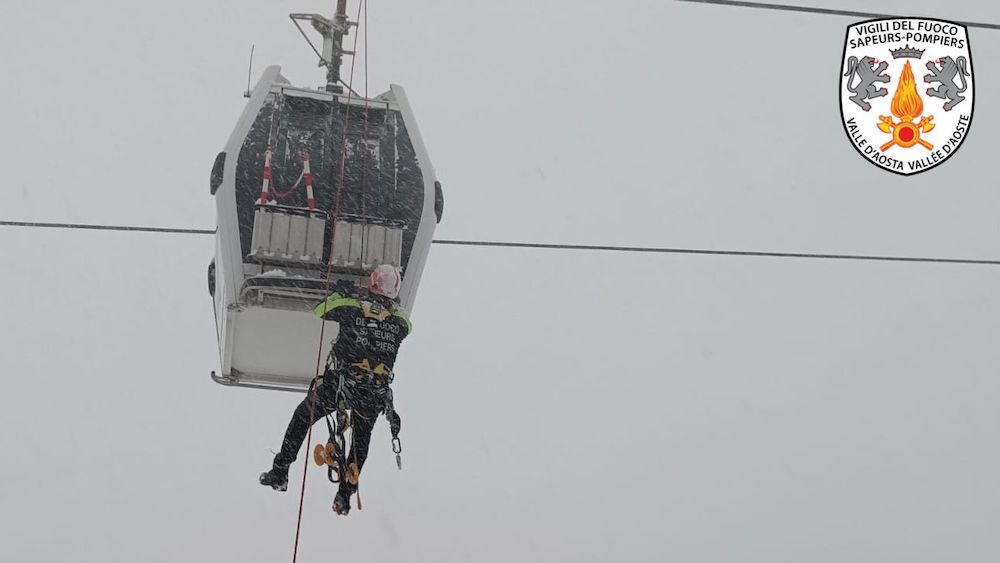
{"left": 208, "top": 4, "right": 442, "bottom": 392}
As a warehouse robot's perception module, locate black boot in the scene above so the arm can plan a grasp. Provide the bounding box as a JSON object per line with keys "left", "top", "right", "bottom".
{"left": 332, "top": 488, "right": 352, "bottom": 515}
{"left": 259, "top": 465, "right": 289, "bottom": 492}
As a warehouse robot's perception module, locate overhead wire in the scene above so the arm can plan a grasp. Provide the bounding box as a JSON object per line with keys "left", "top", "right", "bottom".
{"left": 431, "top": 240, "right": 1000, "bottom": 267}
{"left": 0, "top": 220, "right": 214, "bottom": 235}
{"left": 2, "top": 219, "right": 1000, "bottom": 267}
{"left": 673, "top": 0, "right": 1000, "bottom": 30}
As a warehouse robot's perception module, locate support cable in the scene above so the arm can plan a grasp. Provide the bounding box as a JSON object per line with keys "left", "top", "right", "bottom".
{"left": 2, "top": 220, "right": 1000, "bottom": 267}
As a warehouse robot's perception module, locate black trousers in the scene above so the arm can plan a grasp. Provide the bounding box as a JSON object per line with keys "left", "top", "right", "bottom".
{"left": 272, "top": 373, "right": 387, "bottom": 495}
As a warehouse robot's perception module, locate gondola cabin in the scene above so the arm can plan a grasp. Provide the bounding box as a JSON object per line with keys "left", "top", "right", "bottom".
{"left": 209, "top": 63, "right": 441, "bottom": 392}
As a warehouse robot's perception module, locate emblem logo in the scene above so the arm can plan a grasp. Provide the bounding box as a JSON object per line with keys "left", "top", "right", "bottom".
{"left": 840, "top": 18, "right": 974, "bottom": 175}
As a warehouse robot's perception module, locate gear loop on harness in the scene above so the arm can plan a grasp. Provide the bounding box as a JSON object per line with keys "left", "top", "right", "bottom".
{"left": 304, "top": 365, "right": 354, "bottom": 485}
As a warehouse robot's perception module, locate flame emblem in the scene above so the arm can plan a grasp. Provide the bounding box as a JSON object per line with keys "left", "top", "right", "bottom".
{"left": 876, "top": 61, "right": 935, "bottom": 151}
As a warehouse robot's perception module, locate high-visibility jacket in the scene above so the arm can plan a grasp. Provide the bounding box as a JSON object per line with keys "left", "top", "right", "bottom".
{"left": 314, "top": 292, "right": 412, "bottom": 375}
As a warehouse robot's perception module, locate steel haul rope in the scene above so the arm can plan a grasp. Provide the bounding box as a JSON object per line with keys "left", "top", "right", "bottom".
{"left": 4, "top": 220, "right": 1000, "bottom": 267}
{"left": 673, "top": 0, "right": 1000, "bottom": 30}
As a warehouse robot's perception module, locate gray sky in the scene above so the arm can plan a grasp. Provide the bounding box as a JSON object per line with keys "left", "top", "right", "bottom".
{"left": 2, "top": 1, "right": 999, "bottom": 561}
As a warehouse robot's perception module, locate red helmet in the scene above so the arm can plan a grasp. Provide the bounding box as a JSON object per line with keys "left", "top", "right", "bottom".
{"left": 369, "top": 264, "right": 401, "bottom": 299}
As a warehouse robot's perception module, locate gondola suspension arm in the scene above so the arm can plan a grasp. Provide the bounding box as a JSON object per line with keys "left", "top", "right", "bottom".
{"left": 290, "top": 0, "right": 358, "bottom": 93}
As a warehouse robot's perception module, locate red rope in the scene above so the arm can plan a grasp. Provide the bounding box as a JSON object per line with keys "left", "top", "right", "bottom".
{"left": 356, "top": 0, "right": 370, "bottom": 512}
{"left": 361, "top": 0, "right": 369, "bottom": 223}
{"left": 269, "top": 170, "right": 304, "bottom": 198}
{"left": 291, "top": 1, "right": 367, "bottom": 561}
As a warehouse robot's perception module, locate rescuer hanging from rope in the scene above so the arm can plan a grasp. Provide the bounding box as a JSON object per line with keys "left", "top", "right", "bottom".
{"left": 259, "top": 264, "right": 411, "bottom": 515}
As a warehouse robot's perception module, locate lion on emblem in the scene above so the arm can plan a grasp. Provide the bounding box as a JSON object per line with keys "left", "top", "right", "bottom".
{"left": 843, "top": 56, "right": 890, "bottom": 111}
{"left": 924, "top": 56, "right": 971, "bottom": 111}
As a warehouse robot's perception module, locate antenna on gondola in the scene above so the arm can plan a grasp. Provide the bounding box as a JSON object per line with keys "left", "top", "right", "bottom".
{"left": 243, "top": 44, "right": 255, "bottom": 98}
{"left": 289, "top": 0, "right": 356, "bottom": 93}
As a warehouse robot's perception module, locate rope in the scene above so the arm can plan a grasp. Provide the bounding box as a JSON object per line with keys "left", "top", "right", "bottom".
{"left": 291, "top": 1, "right": 366, "bottom": 561}
{"left": 673, "top": 0, "right": 1000, "bottom": 30}
{"left": 4, "top": 220, "right": 1000, "bottom": 267}
{"left": 358, "top": 0, "right": 369, "bottom": 513}
{"left": 430, "top": 240, "right": 1000, "bottom": 266}
{"left": 270, "top": 169, "right": 305, "bottom": 199}
{"left": 0, "top": 220, "right": 215, "bottom": 235}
